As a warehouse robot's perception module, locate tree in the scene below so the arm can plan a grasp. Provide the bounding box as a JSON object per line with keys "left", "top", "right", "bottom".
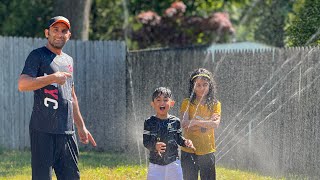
{"left": 132, "top": 2, "right": 236, "bottom": 49}
{"left": 0, "top": 0, "right": 93, "bottom": 40}
{"left": 89, "top": 0, "right": 242, "bottom": 49}
{"left": 0, "top": 0, "right": 52, "bottom": 37}
{"left": 286, "top": 0, "right": 320, "bottom": 46}
{"left": 254, "top": 0, "right": 294, "bottom": 47}
{"left": 89, "top": 0, "right": 126, "bottom": 41}
{"left": 53, "top": 0, "right": 92, "bottom": 40}
{"left": 1, "top": 0, "right": 319, "bottom": 48}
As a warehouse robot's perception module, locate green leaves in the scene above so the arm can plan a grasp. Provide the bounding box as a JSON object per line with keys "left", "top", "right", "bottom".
{"left": 286, "top": 0, "right": 320, "bottom": 46}
{"left": 0, "top": 0, "right": 52, "bottom": 37}
{"left": 0, "top": 0, "right": 319, "bottom": 48}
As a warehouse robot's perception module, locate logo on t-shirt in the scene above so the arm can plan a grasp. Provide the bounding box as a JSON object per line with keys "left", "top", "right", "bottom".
{"left": 167, "top": 122, "right": 175, "bottom": 132}
{"left": 43, "top": 73, "right": 59, "bottom": 109}
{"left": 67, "top": 65, "right": 73, "bottom": 72}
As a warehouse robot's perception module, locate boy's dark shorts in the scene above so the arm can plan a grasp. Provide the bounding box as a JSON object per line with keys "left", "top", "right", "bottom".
{"left": 30, "top": 128, "right": 80, "bottom": 180}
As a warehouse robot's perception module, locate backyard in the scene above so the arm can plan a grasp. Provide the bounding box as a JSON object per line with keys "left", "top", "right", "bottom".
{"left": 0, "top": 149, "right": 284, "bottom": 180}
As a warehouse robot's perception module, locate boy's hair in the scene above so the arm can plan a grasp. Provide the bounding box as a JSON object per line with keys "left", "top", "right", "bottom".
{"left": 188, "top": 68, "right": 217, "bottom": 110}
{"left": 152, "top": 87, "right": 172, "bottom": 101}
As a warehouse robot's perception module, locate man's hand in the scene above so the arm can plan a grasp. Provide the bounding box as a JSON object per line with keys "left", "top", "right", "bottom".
{"left": 77, "top": 126, "right": 97, "bottom": 147}
{"left": 54, "top": 71, "right": 72, "bottom": 85}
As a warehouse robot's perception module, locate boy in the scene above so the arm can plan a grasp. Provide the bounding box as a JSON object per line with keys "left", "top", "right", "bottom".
{"left": 143, "top": 87, "right": 195, "bottom": 180}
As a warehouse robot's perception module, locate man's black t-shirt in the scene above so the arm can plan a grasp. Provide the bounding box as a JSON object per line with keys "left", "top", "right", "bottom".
{"left": 21, "top": 46, "right": 74, "bottom": 134}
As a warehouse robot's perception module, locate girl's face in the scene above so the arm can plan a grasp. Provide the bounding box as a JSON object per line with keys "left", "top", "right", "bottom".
{"left": 193, "top": 77, "right": 210, "bottom": 99}
{"left": 151, "top": 94, "right": 175, "bottom": 119}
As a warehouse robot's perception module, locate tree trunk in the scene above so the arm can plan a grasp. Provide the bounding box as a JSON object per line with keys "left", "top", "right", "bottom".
{"left": 53, "top": 0, "right": 92, "bottom": 40}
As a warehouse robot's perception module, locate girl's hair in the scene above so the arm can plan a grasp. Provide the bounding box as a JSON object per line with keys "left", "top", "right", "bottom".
{"left": 188, "top": 68, "right": 217, "bottom": 110}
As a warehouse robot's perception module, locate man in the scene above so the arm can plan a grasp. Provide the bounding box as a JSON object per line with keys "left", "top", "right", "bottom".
{"left": 18, "top": 16, "right": 96, "bottom": 180}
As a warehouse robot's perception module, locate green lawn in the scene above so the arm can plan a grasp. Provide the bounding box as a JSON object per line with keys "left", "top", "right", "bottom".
{"left": 0, "top": 150, "right": 284, "bottom": 180}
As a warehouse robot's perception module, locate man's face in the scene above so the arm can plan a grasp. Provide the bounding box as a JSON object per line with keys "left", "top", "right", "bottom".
{"left": 45, "top": 22, "right": 71, "bottom": 49}
{"left": 151, "top": 94, "right": 174, "bottom": 119}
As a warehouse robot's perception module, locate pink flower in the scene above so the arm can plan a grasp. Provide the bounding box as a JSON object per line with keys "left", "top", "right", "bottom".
{"left": 137, "top": 11, "right": 161, "bottom": 25}
{"left": 171, "top": 1, "right": 186, "bottom": 13}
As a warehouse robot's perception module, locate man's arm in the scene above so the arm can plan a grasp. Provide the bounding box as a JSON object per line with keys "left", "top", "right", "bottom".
{"left": 18, "top": 72, "right": 72, "bottom": 91}
{"left": 72, "top": 86, "right": 97, "bottom": 146}
{"left": 18, "top": 74, "right": 55, "bottom": 91}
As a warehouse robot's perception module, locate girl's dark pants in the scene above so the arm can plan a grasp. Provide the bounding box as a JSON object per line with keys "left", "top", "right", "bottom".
{"left": 181, "top": 151, "right": 216, "bottom": 180}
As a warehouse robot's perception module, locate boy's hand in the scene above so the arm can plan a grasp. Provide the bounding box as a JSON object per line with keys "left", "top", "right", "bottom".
{"left": 184, "top": 139, "right": 196, "bottom": 152}
{"left": 155, "top": 142, "right": 166, "bottom": 157}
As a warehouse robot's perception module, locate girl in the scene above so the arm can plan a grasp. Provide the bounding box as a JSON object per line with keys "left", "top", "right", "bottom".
{"left": 180, "top": 68, "right": 221, "bottom": 180}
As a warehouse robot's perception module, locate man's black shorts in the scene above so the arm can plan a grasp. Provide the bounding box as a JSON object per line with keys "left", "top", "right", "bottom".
{"left": 30, "top": 128, "right": 80, "bottom": 180}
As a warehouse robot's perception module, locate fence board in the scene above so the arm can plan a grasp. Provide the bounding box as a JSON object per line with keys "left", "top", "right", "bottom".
{"left": 0, "top": 37, "right": 5, "bottom": 147}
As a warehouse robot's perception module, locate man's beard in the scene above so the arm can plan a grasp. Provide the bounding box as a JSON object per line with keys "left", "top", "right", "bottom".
{"left": 49, "top": 40, "right": 65, "bottom": 49}
{"left": 48, "top": 31, "right": 66, "bottom": 49}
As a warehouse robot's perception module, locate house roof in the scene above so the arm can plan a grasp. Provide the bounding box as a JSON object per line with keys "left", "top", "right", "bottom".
{"left": 206, "top": 42, "right": 272, "bottom": 51}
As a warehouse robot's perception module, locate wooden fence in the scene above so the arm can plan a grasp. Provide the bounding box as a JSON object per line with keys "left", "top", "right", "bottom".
{"left": 127, "top": 47, "right": 320, "bottom": 178}
{"left": 0, "top": 36, "right": 127, "bottom": 151}
{"left": 1, "top": 36, "right": 320, "bottom": 178}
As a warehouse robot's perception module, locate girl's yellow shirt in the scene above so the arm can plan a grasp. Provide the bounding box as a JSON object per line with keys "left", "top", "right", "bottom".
{"left": 180, "top": 98, "right": 221, "bottom": 155}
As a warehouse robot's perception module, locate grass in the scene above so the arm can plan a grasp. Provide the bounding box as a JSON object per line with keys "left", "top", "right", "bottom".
{"left": 0, "top": 150, "right": 284, "bottom": 180}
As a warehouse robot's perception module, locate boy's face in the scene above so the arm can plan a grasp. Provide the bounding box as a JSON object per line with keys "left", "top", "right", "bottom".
{"left": 151, "top": 94, "right": 175, "bottom": 119}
